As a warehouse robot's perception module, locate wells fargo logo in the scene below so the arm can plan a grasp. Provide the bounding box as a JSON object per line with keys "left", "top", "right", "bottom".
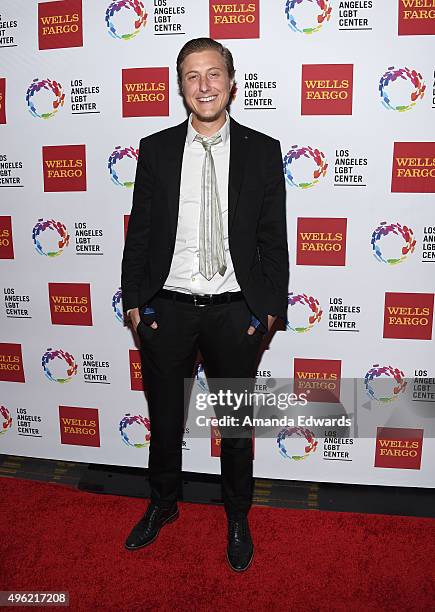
{"left": 398, "top": 0, "right": 435, "bottom": 36}
{"left": 59, "top": 405, "right": 100, "bottom": 447}
{"left": 391, "top": 142, "right": 435, "bottom": 193}
{"left": 383, "top": 292, "right": 434, "bottom": 340}
{"left": 0, "top": 343, "right": 25, "bottom": 383}
{"left": 209, "top": 1, "right": 259, "bottom": 39}
{"left": 38, "top": 0, "right": 83, "bottom": 50}
{"left": 293, "top": 358, "right": 341, "bottom": 403}
{"left": 129, "top": 349, "right": 143, "bottom": 391}
{"left": 0, "top": 78, "right": 5, "bottom": 124}
{"left": 122, "top": 67, "right": 169, "bottom": 117}
{"left": 211, "top": 425, "right": 221, "bottom": 456}
{"left": 211, "top": 426, "right": 255, "bottom": 457}
{"left": 296, "top": 218, "right": 347, "bottom": 266}
{"left": 301, "top": 64, "right": 353, "bottom": 115}
{"left": 42, "top": 144, "right": 87, "bottom": 192}
{"left": 375, "top": 427, "right": 423, "bottom": 469}
{"left": 0, "top": 216, "right": 14, "bottom": 259}
{"left": 49, "top": 282, "right": 93, "bottom": 326}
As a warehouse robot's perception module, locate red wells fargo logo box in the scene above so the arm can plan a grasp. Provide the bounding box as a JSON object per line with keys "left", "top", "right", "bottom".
{"left": 38, "top": 0, "right": 83, "bottom": 50}
{"left": 0, "top": 78, "right": 6, "bottom": 124}
{"left": 391, "top": 142, "right": 435, "bottom": 193}
{"left": 0, "top": 343, "right": 25, "bottom": 383}
{"left": 301, "top": 64, "right": 353, "bottom": 115}
{"left": 398, "top": 0, "right": 435, "bottom": 36}
{"left": 209, "top": 1, "right": 259, "bottom": 39}
{"left": 375, "top": 427, "right": 423, "bottom": 469}
{"left": 59, "top": 405, "right": 100, "bottom": 447}
{"left": 49, "top": 282, "right": 93, "bottom": 326}
{"left": 383, "top": 292, "right": 434, "bottom": 340}
{"left": 296, "top": 218, "right": 347, "bottom": 266}
{"left": 129, "top": 349, "right": 143, "bottom": 391}
{"left": 0, "top": 216, "right": 14, "bottom": 259}
{"left": 43, "top": 144, "right": 87, "bottom": 192}
{"left": 294, "top": 358, "right": 342, "bottom": 403}
{"left": 122, "top": 67, "right": 169, "bottom": 117}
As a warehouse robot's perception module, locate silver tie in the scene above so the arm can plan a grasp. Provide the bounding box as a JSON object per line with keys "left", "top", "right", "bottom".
{"left": 194, "top": 133, "right": 227, "bottom": 281}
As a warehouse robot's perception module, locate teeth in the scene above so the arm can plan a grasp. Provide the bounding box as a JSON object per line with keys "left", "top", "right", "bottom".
{"left": 198, "top": 96, "right": 216, "bottom": 102}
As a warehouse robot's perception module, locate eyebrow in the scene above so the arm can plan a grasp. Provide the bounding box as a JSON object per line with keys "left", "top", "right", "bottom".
{"left": 184, "top": 67, "right": 223, "bottom": 76}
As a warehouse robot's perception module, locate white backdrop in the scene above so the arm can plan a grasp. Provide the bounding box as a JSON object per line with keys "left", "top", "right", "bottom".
{"left": 1, "top": 0, "right": 434, "bottom": 487}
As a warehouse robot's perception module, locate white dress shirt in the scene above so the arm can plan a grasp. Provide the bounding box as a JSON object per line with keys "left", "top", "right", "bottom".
{"left": 163, "top": 113, "right": 241, "bottom": 295}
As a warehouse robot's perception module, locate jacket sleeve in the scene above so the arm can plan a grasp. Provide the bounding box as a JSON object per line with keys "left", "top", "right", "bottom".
{"left": 256, "top": 139, "right": 289, "bottom": 321}
{"left": 121, "top": 137, "right": 155, "bottom": 312}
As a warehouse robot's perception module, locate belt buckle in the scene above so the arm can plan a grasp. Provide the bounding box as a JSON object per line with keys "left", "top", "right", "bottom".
{"left": 193, "top": 294, "right": 204, "bottom": 308}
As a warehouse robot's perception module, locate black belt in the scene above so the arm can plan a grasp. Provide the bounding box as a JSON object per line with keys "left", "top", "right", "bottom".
{"left": 157, "top": 288, "right": 244, "bottom": 306}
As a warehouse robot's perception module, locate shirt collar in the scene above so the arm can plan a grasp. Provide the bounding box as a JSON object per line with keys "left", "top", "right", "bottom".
{"left": 186, "top": 111, "right": 230, "bottom": 147}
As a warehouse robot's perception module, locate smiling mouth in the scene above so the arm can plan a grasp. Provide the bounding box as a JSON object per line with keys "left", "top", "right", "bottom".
{"left": 197, "top": 95, "right": 217, "bottom": 103}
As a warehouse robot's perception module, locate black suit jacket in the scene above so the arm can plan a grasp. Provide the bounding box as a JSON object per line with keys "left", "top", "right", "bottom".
{"left": 121, "top": 116, "right": 289, "bottom": 329}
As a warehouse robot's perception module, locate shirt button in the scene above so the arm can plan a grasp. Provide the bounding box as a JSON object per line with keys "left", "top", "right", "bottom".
{"left": 192, "top": 277, "right": 196, "bottom": 281}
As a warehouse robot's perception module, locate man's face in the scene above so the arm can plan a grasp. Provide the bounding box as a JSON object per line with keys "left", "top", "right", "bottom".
{"left": 180, "top": 49, "right": 233, "bottom": 124}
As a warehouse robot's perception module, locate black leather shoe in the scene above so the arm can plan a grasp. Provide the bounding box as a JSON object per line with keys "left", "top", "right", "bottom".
{"left": 226, "top": 515, "right": 254, "bottom": 571}
{"left": 125, "top": 503, "right": 179, "bottom": 550}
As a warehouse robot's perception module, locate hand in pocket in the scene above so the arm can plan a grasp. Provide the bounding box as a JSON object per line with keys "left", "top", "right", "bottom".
{"left": 140, "top": 305, "right": 158, "bottom": 330}
{"left": 247, "top": 314, "right": 266, "bottom": 336}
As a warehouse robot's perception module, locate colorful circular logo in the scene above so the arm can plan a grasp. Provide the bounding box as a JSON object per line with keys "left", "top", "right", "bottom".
{"left": 42, "top": 349, "right": 78, "bottom": 383}
{"left": 0, "top": 406, "right": 13, "bottom": 436}
{"left": 277, "top": 426, "right": 318, "bottom": 460}
{"left": 379, "top": 66, "right": 425, "bottom": 112}
{"left": 285, "top": 0, "right": 332, "bottom": 34}
{"left": 32, "top": 219, "right": 70, "bottom": 257}
{"left": 108, "top": 146, "right": 139, "bottom": 188}
{"left": 287, "top": 293, "right": 323, "bottom": 333}
{"left": 371, "top": 222, "right": 416, "bottom": 265}
{"left": 112, "top": 288, "right": 123, "bottom": 323}
{"left": 119, "top": 413, "right": 151, "bottom": 447}
{"left": 105, "top": 0, "right": 148, "bottom": 40}
{"left": 364, "top": 364, "right": 407, "bottom": 403}
{"left": 283, "top": 146, "right": 328, "bottom": 189}
{"left": 26, "top": 78, "right": 65, "bottom": 119}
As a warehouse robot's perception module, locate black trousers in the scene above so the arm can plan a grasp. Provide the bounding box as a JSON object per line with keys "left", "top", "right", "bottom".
{"left": 138, "top": 293, "right": 263, "bottom": 517}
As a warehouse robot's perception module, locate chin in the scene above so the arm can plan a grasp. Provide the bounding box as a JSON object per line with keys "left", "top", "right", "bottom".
{"left": 192, "top": 108, "right": 226, "bottom": 123}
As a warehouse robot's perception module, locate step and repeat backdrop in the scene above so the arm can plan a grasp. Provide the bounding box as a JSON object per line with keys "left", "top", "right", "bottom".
{"left": 1, "top": 0, "right": 434, "bottom": 487}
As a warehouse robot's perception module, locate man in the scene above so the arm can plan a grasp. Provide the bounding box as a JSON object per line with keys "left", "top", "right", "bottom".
{"left": 121, "top": 37, "right": 288, "bottom": 572}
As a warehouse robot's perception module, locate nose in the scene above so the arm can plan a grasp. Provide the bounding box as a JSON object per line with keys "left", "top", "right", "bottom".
{"left": 198, "top": 75, "right": 210, "bottom": 93}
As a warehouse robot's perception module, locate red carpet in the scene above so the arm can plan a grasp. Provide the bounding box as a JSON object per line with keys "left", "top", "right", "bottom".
{"left": 1, "top": 477, "right": 434, "bottom": 611}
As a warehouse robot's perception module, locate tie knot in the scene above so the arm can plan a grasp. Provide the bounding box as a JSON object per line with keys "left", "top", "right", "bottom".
{"left": 194, "top": 133, "right": 222, "bottom": 151}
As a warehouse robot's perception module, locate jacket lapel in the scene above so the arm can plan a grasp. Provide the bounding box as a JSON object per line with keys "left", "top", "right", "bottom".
{"left": 165, "top": 119, "right": 188, "bottom": 239}
{"left": 228, "top": 117, "right": 248, "bottom": 231}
